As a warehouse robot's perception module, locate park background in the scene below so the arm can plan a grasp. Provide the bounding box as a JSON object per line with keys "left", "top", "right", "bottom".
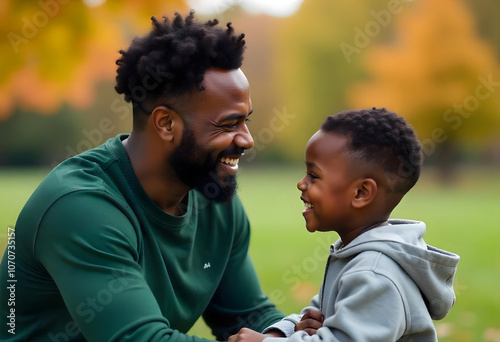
{"left": 1, "top": 0, "right": 499, "bottom": 340}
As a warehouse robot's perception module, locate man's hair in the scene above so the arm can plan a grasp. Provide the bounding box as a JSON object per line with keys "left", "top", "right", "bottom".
{"left": 115, "top": 10, "right": 246, "bottom": 123}
{"left": 321, "top": 107, "right": 423, "bottom": 194}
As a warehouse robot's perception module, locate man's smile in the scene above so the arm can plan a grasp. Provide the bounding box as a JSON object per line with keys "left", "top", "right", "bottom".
{"left": 219, "top": 155, "right": 241, "bottom": 176}
{"left": 220, "top": 156, "right": 239, "bottom": 166}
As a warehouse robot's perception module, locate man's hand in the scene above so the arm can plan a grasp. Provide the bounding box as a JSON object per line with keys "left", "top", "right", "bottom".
{"left": 228, "top": 328, "right": 267, "bottom": 342}
{"left": 294, "top": 310, "right": 324, "bottom": 336}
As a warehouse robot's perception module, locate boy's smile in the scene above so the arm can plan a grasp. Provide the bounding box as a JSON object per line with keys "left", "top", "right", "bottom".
{"left": 300, "top": 198, "right": 314, "bottom": 223}
{"left": 302, "top": 200, "right": 313, "bottom": 211}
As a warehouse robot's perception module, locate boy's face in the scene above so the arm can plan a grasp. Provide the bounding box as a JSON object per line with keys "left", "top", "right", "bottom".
{"left": 297, "top": 130, "right": 359, "bottom": 233}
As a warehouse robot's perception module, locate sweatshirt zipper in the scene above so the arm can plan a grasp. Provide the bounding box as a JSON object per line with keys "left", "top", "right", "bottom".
{"left": 320, "top": 255, "right": 331, "bottom": 312}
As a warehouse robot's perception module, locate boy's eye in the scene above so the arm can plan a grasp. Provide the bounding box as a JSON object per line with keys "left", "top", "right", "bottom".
{"left": 307, "top": 172, "right": 318, "bottom": 180}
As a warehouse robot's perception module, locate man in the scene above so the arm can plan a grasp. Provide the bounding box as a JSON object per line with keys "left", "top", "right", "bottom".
{"left": 0, "top": 11, "right": 284, "bottom": 341}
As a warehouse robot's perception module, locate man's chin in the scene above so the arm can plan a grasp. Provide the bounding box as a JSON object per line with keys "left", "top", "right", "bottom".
{"left": 193, "top": 175, "right": 237, "bottom": 203}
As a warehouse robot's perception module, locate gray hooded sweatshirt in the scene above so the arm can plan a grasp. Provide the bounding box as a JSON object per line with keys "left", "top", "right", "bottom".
{"left": 263, "top": 219, "right": 460, "bottom": 342}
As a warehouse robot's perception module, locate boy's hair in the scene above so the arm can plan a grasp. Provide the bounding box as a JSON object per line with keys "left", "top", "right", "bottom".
{"left": 115, "top": 10, "right": 246, "bottom": 124}
{"left": 321, "top": 107, "right": 423, "bottom": 194}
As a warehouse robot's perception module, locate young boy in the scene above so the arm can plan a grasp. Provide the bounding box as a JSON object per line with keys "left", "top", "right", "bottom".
{"left": 228, "top": 107, "right": 460, "bottom": 342}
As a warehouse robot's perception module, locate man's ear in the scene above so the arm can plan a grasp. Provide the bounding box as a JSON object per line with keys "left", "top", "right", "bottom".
{"left": 352, "top": 178, "right": 377, "bottom": 209}
{"left": 150, "top": 106, "right": 183, "bottom": 142}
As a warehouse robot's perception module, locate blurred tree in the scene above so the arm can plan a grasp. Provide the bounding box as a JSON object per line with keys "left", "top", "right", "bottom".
{"left": 0, "top": 0, "right": 187, "bottom": 120}
{"left": 347, "top": 0, "right": 500, "bottom": 179}
{"left": 465, "top": 0, "right": 500, "bottom": 58}
{"left": 270, "top": 0, "right": 400, "bottom": 161}
{"left": 0, "top": 107, "right": 82, "bottom": 166}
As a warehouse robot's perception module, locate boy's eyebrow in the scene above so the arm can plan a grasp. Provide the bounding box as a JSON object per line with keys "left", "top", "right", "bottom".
{"left": 306, "top": 161, "right": 322, "bottom": 172}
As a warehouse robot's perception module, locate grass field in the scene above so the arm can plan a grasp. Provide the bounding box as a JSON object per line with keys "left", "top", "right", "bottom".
{"left": 1, "top": 165, "right": 499, "bottom": 341}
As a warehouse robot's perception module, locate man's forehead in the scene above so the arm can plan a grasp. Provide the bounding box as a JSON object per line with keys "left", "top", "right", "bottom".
{"left": 202, "top": 68, "right": 249, "bottom": 91}
{"left": 183, "top": 67, "right": 251, "bottom": 119}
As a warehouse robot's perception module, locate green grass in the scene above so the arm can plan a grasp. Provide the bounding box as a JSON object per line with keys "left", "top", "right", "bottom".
{"left": 1, "top": 165, "right": 499, "bottom": 341}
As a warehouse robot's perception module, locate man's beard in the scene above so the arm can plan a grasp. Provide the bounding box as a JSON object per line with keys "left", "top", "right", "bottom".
{"left": 170, "top": 126, "right": 240, "bottom": 203}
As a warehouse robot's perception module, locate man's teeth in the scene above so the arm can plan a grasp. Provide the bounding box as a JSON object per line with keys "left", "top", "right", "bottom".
{"left": 304, "top": 202, "right": 313, "bottom": 209}
{"left": 220, "top": 157, "right": 239, "bottom": 166}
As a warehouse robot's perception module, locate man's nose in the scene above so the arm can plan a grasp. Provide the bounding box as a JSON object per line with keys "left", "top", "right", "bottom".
{"left": 235, "top": 124, "right": 254, "bottom": 150}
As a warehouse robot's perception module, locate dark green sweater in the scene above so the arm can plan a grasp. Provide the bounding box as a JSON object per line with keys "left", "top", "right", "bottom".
{"left": 0, "top": 134, "right": 283, "bottom": 341}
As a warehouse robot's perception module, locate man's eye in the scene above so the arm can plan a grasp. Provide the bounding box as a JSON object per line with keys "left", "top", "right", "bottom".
{"left": 223, "top": 119, "right": 250, "bottom": 129}
{"left": 223, "top": 123, "right": 238, "bottom": 129}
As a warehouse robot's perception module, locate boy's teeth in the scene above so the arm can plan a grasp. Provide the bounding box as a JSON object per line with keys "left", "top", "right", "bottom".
{"left": 304, "top": 202, "right": 313, "bottom": 209}
{"left": 220, "top": 157, "right": 239, "bottom": 166}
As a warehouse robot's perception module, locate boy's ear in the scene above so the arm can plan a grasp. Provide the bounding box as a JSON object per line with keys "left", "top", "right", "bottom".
{"left": 150, "top": 106, "right": 183, "bottom": 142}
{"left": 352, "top": 178, "right": 377, "bottom": 209}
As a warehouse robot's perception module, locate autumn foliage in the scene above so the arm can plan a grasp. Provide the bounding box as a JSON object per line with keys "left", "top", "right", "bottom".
{"left": 0, "top": 0, "right": 187, "bottom": 119}
{"left": 347, "top": 0, "right": 500, "bottom": 148}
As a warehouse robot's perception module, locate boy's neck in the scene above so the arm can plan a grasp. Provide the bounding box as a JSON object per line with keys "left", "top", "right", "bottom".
{"left": 341, "top": 219, "right": 389, "bottom": 246}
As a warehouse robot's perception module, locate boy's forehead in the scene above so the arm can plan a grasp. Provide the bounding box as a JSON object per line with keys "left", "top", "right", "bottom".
{"left": 306, "top": 130, "right": 324, "bottom": 149}
{"left": 306, "top": 130, "right": 351, "bottom": 163}
{"left": 307, "top": 130, "right": 348, "bottom": 150}
{"left": 306, "top": 131, "right": 368, "bottom": 178}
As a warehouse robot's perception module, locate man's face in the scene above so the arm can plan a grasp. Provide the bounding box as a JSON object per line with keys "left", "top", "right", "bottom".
{"left": 170, "top": 68, "right": 254, "bottom": 202}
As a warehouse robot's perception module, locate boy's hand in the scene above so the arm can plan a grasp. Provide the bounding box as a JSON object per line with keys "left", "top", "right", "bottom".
{"left": 294, "top": 310, "right": 324, "bottom": 335}
{"left": 228, "top": 328, "right": 269, "bottom": 342}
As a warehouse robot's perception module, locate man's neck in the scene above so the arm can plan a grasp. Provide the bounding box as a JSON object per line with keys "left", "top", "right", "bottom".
{"left": 122, "top": 132, "right": 190, "bottom": 215}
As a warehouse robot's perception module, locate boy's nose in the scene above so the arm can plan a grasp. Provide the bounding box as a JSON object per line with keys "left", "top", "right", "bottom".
{"left": 297, "top": 176, "right": 308, "bottom": 191}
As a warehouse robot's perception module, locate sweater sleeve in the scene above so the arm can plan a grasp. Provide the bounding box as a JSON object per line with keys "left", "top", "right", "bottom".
{"left": 35, "top": 190, "right": 216, "bottom": 342}
{"left": 262, "top": 294, "right": 322, "bottom": 337}
{"left": 264, "top": 271, "right": 406, "bottom": 342}
{"left": 202, "top": 197, "right": 285, "bottom": 340}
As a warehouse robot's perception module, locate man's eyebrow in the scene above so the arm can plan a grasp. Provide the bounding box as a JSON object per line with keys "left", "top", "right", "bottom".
{"left": 221, "top": 108, "right": 253, "bottom": 121}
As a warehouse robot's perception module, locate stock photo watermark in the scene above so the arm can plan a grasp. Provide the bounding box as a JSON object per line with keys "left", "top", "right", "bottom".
{"left": 339, "top": 0, "right": 405, "bottom": 63}
{"left": 423, "top": 73, "right": 499, "bottom": 155}
{"left": 5, "top": 227, "right": 16, "bottom": 335}
{"left": 385, "top": 72, "right": 500, "bottom": 190}
{"left": 244, "top": 107, "right": 296, "bottom": 163}
{"left": 47, "top": 269, "right": 130, "bottom": 342}
{"left": 281, "top": 236, "right": 331, "bottom": 289}
{"left": 7, "top": 0, "right": 70, "bottom": 54}
{"left": 50, "top": 64, "right": 167, "bottom": 167}
{"left": 221, "top": 235, "right": 332, "bottom": 340}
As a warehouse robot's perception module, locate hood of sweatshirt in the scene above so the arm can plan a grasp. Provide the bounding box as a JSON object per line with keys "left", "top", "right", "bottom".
{"left": 331, "top": 219, "right": 460, "bottom": 320}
